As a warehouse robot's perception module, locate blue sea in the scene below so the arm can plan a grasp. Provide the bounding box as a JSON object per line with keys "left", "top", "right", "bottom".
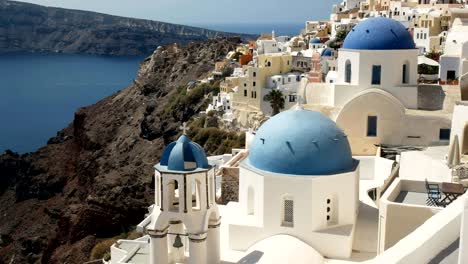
{"left": 0, "top": 53, "right": 143, "bottom": 154}
{"left": 0, "top": 24, "right": 304, "bottom": 154}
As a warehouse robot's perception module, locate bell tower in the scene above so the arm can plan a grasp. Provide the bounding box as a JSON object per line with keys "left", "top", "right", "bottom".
{"left": 147, "top": 123, "right": 221, "bottom": 264}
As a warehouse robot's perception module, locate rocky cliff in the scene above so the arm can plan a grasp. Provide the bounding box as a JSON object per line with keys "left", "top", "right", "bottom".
{"left": 0, "top": 0, "right": 255, "bottom": 56}
{"left": 0, "top": 38, "right": 240, "bottom": 263}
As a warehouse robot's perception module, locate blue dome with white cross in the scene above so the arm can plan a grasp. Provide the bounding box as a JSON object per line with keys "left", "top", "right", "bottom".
{"left": 248, "top": 108, "right": 355, "bottom": 176}
{"left": 158, "top": 134, "right": 210, "bottom": 172}
{"left": 343, "top": 17, "right": 416, "bottom": 50}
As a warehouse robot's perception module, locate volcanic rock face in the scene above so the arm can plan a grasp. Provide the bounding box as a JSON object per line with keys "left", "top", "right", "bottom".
{"left": 0, "top": 38, "right": 237, "bottom": 263}
{"left": 0, "top": 0, "right": 254, "bottom": 56}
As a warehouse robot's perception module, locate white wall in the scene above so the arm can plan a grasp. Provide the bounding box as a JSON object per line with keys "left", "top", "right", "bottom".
{"left": 305, "top": 82, "right": 335, "bottom": 106}
{"left": 355, "top": 156, "right": 394, "bottom": 182}
{"left": 414, "top": 27, "right": 430, "bottom": 52}
{"left": 238, "top": 165, "right": 264, "bottom": 222}
{"left": 336, "top": 89, "right": 451, "bottom": 155}
{"left": 378, "top": 179, "right": 444, "bottom": 253}
{"left": 229, "top": 162, "right": 360, "bottom": 259}
{"left": 257, "top": 40, "right": 281, "bottom": 55}
{"left": 336, "top": 49, "right": 419, "bottom": 109}
{"left": 399, "top": 149, "right": 452, "bottom": 182}
{"left": 336, "top": 90, "right": 404, "bottom": 156}
{"left": 451, "top": 104, "right": 468, "bottom": 154}
{"left": 337, "top": 49, "right": 419, "bottom": 88}
{"left": 373, "top": 190, "right": 464, "bottom": 264}
{"left": 440, "top": 55, "right": 461, "bottom": 81}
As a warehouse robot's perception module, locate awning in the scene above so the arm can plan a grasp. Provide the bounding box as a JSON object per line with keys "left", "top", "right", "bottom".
{"left": 418, "top": 56, "right": 439, "bottom": 67}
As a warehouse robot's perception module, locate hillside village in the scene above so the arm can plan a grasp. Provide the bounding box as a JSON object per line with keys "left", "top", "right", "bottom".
{"left": 108, "top": 0, "right": 468, "bottom": 263}
{"left": 206, "top": 0, "right": 468, "bottom": 155}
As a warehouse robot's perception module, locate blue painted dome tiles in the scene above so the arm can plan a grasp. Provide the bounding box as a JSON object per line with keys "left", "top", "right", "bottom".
{"left": 159, "top": 134, "right": 210, "bottom": 172}
{"left": 343, "top": 17, "right": 416, "bottom": 50}
{"left": 248, "top": 109, "right": 355, "bottom": 176}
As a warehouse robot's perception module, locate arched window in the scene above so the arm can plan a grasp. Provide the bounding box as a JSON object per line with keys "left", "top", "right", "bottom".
{"left": 345, "top": 60, "right": 352, "bottom": 83}
{"left": 191, "top": 178, "right": 201, "bottom": 211}
{"left": 168, "top": 180, "right": 179, "bottom": 212}
{"left": 247, "top": 186, "right": 255, "bottom": 215}
{"left": 267, "top": 61, "right": 272, "bottom": 67}
{"left": 282, "top": 196, "right": 294, "bottom": 227}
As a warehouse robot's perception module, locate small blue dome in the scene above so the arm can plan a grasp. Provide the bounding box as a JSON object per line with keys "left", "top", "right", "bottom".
{"left": 159, "top": 135, "right": 210, "bottom": 171}
{"left": 321, "top": 48, "right": 333, "bottom": 57}
{"left": 343, "top": 17, "right": 415, "bottom": 50}
{"left": 310, "top": 38, "right": 321, "bottom": 44}
{"left": 249, "top": 109, "right": 355, "bottom": 176}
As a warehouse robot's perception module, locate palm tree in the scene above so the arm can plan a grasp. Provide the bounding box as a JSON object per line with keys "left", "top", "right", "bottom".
{"left": 264, "top": 89, "right": 285, "bottom": 116}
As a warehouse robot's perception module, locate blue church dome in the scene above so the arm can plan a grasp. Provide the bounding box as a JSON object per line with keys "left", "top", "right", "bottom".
{"left": 248, "top": 109, "right": 355, "bottom": 176}
{"left": 321, "top": 48, "right": 333, "bottom": 57}
{"left": 310, "top": 38, "right": 321, "bottom": 44}
{"left": 343, "top": 17, "right": 416, "bottom": 50}
{"left": 159, "top": 134, "right": 210, "bottom": 171}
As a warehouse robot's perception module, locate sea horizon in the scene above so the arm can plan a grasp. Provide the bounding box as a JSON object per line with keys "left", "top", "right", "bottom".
{"left": 193, "top": 22, "right": 305, "bottom": 36}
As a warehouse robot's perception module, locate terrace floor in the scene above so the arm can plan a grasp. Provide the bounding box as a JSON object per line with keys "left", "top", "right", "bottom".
{"left": 394, "top": 191, "right": 429, "bottom": 206}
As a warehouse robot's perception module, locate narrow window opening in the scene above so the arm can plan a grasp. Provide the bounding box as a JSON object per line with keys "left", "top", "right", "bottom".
{"left": 191, "top": 179, "right": 201, "bottom": 211}
{"left": 247, "top": 186, "right": 255, "bottom": 215}
{"left": 367, "top": 116, "right": 378, "bottom": 137}
{"left": 402, "top": 64, "right": 408, "bottom": 84}
{"left": 168, "top": 180, "right": 180, "bottom": 212}
{"left": 439, "top": 129, "right": 451, "bottom": 141}
{"left": 282, "top": 197, "right": 294, "bottom": 227}
{"left": 345, "top": 60, "right": 352, "bottom": 83}
{"left": 371, "top": 65, "right": 382, "bottom": 85}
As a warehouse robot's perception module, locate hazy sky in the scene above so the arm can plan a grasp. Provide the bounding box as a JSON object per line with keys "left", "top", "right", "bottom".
{"left": 15, "top": 0, "right": 339, "bottom": 25}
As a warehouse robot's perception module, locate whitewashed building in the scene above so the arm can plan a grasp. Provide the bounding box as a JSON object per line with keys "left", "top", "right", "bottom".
{"left": 255, "top": 39, "right": 281, "bottom": 55}
{"left": 439, "top": 14, "right": 468, "bottom": 82}
{"left": 305, "top": 17, "right": 455, "bottom": 155}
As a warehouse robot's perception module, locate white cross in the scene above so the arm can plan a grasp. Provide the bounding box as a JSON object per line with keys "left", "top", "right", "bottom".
{"left": 180, "top": 122, "right": 189, "bottom": 135}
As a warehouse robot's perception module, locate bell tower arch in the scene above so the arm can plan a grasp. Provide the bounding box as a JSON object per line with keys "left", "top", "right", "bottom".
{"left": 147, "top": 129, "right": 220, "bottom": 264}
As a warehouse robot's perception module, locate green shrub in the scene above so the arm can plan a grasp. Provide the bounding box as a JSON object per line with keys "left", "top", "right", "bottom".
{"left": 163, "top": 83, "right": 220, "bottom": 121}
{"left": 90, "top": 239, "right": 118, "bottom": 261}
{"left": 90, "top": 227, "right": 143, "bottom": 261}
{"left": 188, "top": 126, "right": 245, "bottom": 155}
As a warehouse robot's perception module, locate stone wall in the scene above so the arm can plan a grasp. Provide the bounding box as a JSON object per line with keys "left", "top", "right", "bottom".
{"left": 218, "top": 167, "right": 239, "bottom": 204}
{"left": 417, "top": 85, "right": 445, "bottom": 110}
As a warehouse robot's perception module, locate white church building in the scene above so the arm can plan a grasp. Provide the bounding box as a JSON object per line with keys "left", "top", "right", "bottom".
{"left": 227, "top": 108, "right": 360, "bottom": 259}
{"left": 305, "top": 17, "right": 455, "bottom": 156}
